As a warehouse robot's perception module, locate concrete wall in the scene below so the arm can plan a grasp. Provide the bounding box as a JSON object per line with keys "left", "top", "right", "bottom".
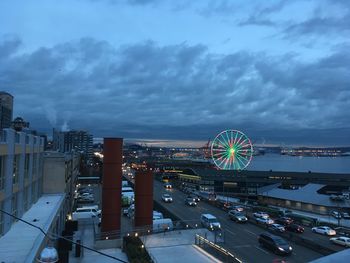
{"left": 0, "top": 128, "right": 44, "bottom": 236}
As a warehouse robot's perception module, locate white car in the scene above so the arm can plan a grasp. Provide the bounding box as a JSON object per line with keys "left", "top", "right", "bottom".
{"left": 162, "top": 194, "right": 173, "bottom": 203}
{"left": 256, "top": 217, "right": 274, "bottom": 225}
{"left": 330, "top": 236, "right": 350, "bottom": 247}
{"left": 312, "top": 226, "right": 336, "bottom": 236}
{"left": 269, "top": 223, "right": 286, "bottom": 232}
{"left": 253, "top": 212, "right": 270, "bottom": 219}
{"left": 72, "top": 208, "right": 99, "bottom": 220}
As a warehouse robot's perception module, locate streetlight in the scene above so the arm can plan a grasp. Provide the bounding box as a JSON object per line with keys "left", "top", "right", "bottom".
{"left": 37, "top": 247, "right": 59, "bottom": 263}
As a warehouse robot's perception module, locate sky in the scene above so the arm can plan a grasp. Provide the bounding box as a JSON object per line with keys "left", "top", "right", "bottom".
{"left": 1, "top": 0, "right": 350, "bottom": 146}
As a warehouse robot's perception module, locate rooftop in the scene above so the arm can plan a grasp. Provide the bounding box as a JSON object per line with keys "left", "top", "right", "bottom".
{"left": 0, "top": 194, "right": 65, "bottom": 262}
{"left": 259, "top": 183, "right": 350, "bottom": 207}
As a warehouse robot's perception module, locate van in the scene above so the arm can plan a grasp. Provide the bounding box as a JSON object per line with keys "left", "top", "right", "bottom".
{"left": 153, "top": 218, "right": 173, "bottom": 232}
{"left": 77, "top": 205, "right": 99, "bottom": 211}
{"left": 72, "top": 208, "right": 99, "bottom": 220}
{"left": 200, "top": 214, "right": 221, "bottom": 230}
{"left": 153, "top": 211, "right": 164, "bottom": 220}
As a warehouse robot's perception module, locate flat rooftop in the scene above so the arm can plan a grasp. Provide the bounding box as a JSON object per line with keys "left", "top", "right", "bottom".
{"left": 143, "top": 229, "right": 221, "bottom": 263}
{"left": 259, "top": 183, "right": 350, "bottom": 207}
{"left": 0, "top": 194, "right": 65, "bottom": 262}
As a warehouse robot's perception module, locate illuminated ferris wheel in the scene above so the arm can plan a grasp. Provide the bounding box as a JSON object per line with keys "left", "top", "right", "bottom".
{"left": 211, "top": 130, "right": 253, "bottom": 170}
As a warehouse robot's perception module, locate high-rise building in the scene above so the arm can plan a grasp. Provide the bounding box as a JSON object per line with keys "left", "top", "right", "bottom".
{"left": 0, "top": 92, "right": 14, "bottom": 130}
{"left": 53, "top": 129, "right": 93, "bottom": 161}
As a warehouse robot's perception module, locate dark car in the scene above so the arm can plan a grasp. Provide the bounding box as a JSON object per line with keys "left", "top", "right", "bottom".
{"left": 164, "top": 183, "right": 172, "bottom": 189}
{"left": 258, "top": 233, "right": 292, "bottom": 255}
{"left": 274, "top": 217, "right": 293, "bottom": 226}
{"left": 228, "top": 210, "right": 248, "bottom": 223}
{"left": 285, "top": 224, "right": 304, "bottom": 233}
{"left": 342, "top": 212, "right": 350, "bottom": 219}
{"left": 185, "top": 197, "right": 197, "bottom": 206}
{"left": 188, "top": 194, "right": 200, "bottom": 202}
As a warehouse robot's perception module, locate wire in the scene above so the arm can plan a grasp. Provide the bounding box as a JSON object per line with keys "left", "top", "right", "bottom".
{"left": 0, "top": 209, "right": 128, "bottom": 263}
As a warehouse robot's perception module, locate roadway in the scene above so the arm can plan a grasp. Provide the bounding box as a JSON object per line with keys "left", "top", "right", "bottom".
{"left": 153, "top": 180, "right": 324, "bottom": 263}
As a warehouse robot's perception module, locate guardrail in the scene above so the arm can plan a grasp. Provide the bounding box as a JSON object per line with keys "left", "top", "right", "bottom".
{"left": 195, "top": 234, "right": 243, "bottom": 263}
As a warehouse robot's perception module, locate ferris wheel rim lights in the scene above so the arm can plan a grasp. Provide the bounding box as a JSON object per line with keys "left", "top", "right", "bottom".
{"left": 211, "top": 129, "right": 253, "bottom": 170}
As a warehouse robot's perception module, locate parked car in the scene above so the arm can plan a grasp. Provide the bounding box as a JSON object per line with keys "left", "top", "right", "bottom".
{"left": 123, "top": 207, "right": 129, "bottom": 216}
{"left": 331, "top": 211, "right": 342, "bottom": 219}
{"left": 77, "top": 206, "right": 101, "bottom": 217}
{"left": 256, "top": 217, "right": 274, "bottom": 225}
{"left": 78, "top": 188, "right": 93, "bottom": 194}
{"left": 330, "top": 236, "right": 350, "bottom": 247}
{"left": 268, "top": 224, "right": 286, "bottom": 233}
{"left": 200, "top": 214, "right": 221, "bottom": 230}
{"left": 253, "top": 212, "right": 270, "bottom": 219}
{"left": 285, "top": 224, "right": 304, "bottom": 233}
{"left": 312, "top": 226, "right": 336, "bottom": 236}
{"left": 274, "top": 217, "right": 293, "bottom": 226}
{"left": 341, "top": 212, "right": 350, "bottom": 219}
{"left": 72, "top": 208, "right": 99, "bottom": 220}
{"left": 258, "top": 233, "right": 292, "bottom": 255}
{"left": 162, "top": 193, "right": 173, "bottom": 203}
{"left": 228, "top": 210, "right": 248, "bottom": 223}
{"left": 185, "top": 197, "right": 197, "bottom": 206}
{"left": 78, "top": 192, "right": 94, "bottom": 199}
{"left": 77, "top": 196, "right": 94, "bottom": 203}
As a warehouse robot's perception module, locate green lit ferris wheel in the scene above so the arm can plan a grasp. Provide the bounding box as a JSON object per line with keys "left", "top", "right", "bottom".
{"left": 211, "top": 130, "right": 253, "bottom": 170}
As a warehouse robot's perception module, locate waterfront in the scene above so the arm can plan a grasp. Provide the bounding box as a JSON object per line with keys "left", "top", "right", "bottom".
{"left": 248, "top": 154, "right": 350, "bottom": 174}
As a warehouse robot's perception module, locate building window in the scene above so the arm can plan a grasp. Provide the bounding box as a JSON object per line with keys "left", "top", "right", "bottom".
{"left": 12, "top": 194, "right": 17, "bottom": 221}
{"left": 13, "top": 155, "right": 20, "bottom": 185}
{"left": 24, "top": 154, "right": 30, "bottom": 179}
{"left": 0, "top": 156, "right": 5, "bottom": 190}
{"left": 23, "top": 187, "right": 28, "bottom": 210}
{"left": 32, "top": 153, "right": 37, "bottom": 178}
{"left": 0, "top": 202, "right": 3, "bottom": 236}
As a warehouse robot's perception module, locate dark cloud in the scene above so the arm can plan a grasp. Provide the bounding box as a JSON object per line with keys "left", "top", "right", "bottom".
{"left": 284, "top": 13, "right": 350, "bottom": 37}
{"left": 1, "top": 36, "right": 349, "bottom": 144}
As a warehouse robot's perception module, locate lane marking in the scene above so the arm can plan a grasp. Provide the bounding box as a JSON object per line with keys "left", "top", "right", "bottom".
{"left": 232, "top": 245, "right": 251, "bottom": 248}
{"left": 244, "top": 229, "right": 258, "bottom": 236}
{"left": 225, "top": 229, "right": 236, "bottom": 236}
{"left": 254, "top": 245, "right": 270, "bottom": 255}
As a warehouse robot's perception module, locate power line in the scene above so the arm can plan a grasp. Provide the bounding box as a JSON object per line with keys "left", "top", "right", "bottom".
{"left": 0, "top": 209, "right": 128, "bottom": 263}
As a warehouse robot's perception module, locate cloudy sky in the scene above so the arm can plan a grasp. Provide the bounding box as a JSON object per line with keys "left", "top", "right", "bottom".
{"left": 1, "top": 0, "right": 349, "bottom": 146}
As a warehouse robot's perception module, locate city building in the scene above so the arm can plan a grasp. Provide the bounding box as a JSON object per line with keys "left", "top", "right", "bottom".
{"left": 160, "top": 167, "right": 350, "bottom": 197}
{"left": 0, "top": 91, "right": 13, "bottom": 130}
{"left": 258, "top": 183, "right": 350, "bottom": 215}
{"left": 43, "top": 151, "right": 80, "bottom": 212}
{"left": 0, "top": 128, "right": 70, "bottom": 262}
{"left": 53, "top": 129, "right": 93, "bottom": 161}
